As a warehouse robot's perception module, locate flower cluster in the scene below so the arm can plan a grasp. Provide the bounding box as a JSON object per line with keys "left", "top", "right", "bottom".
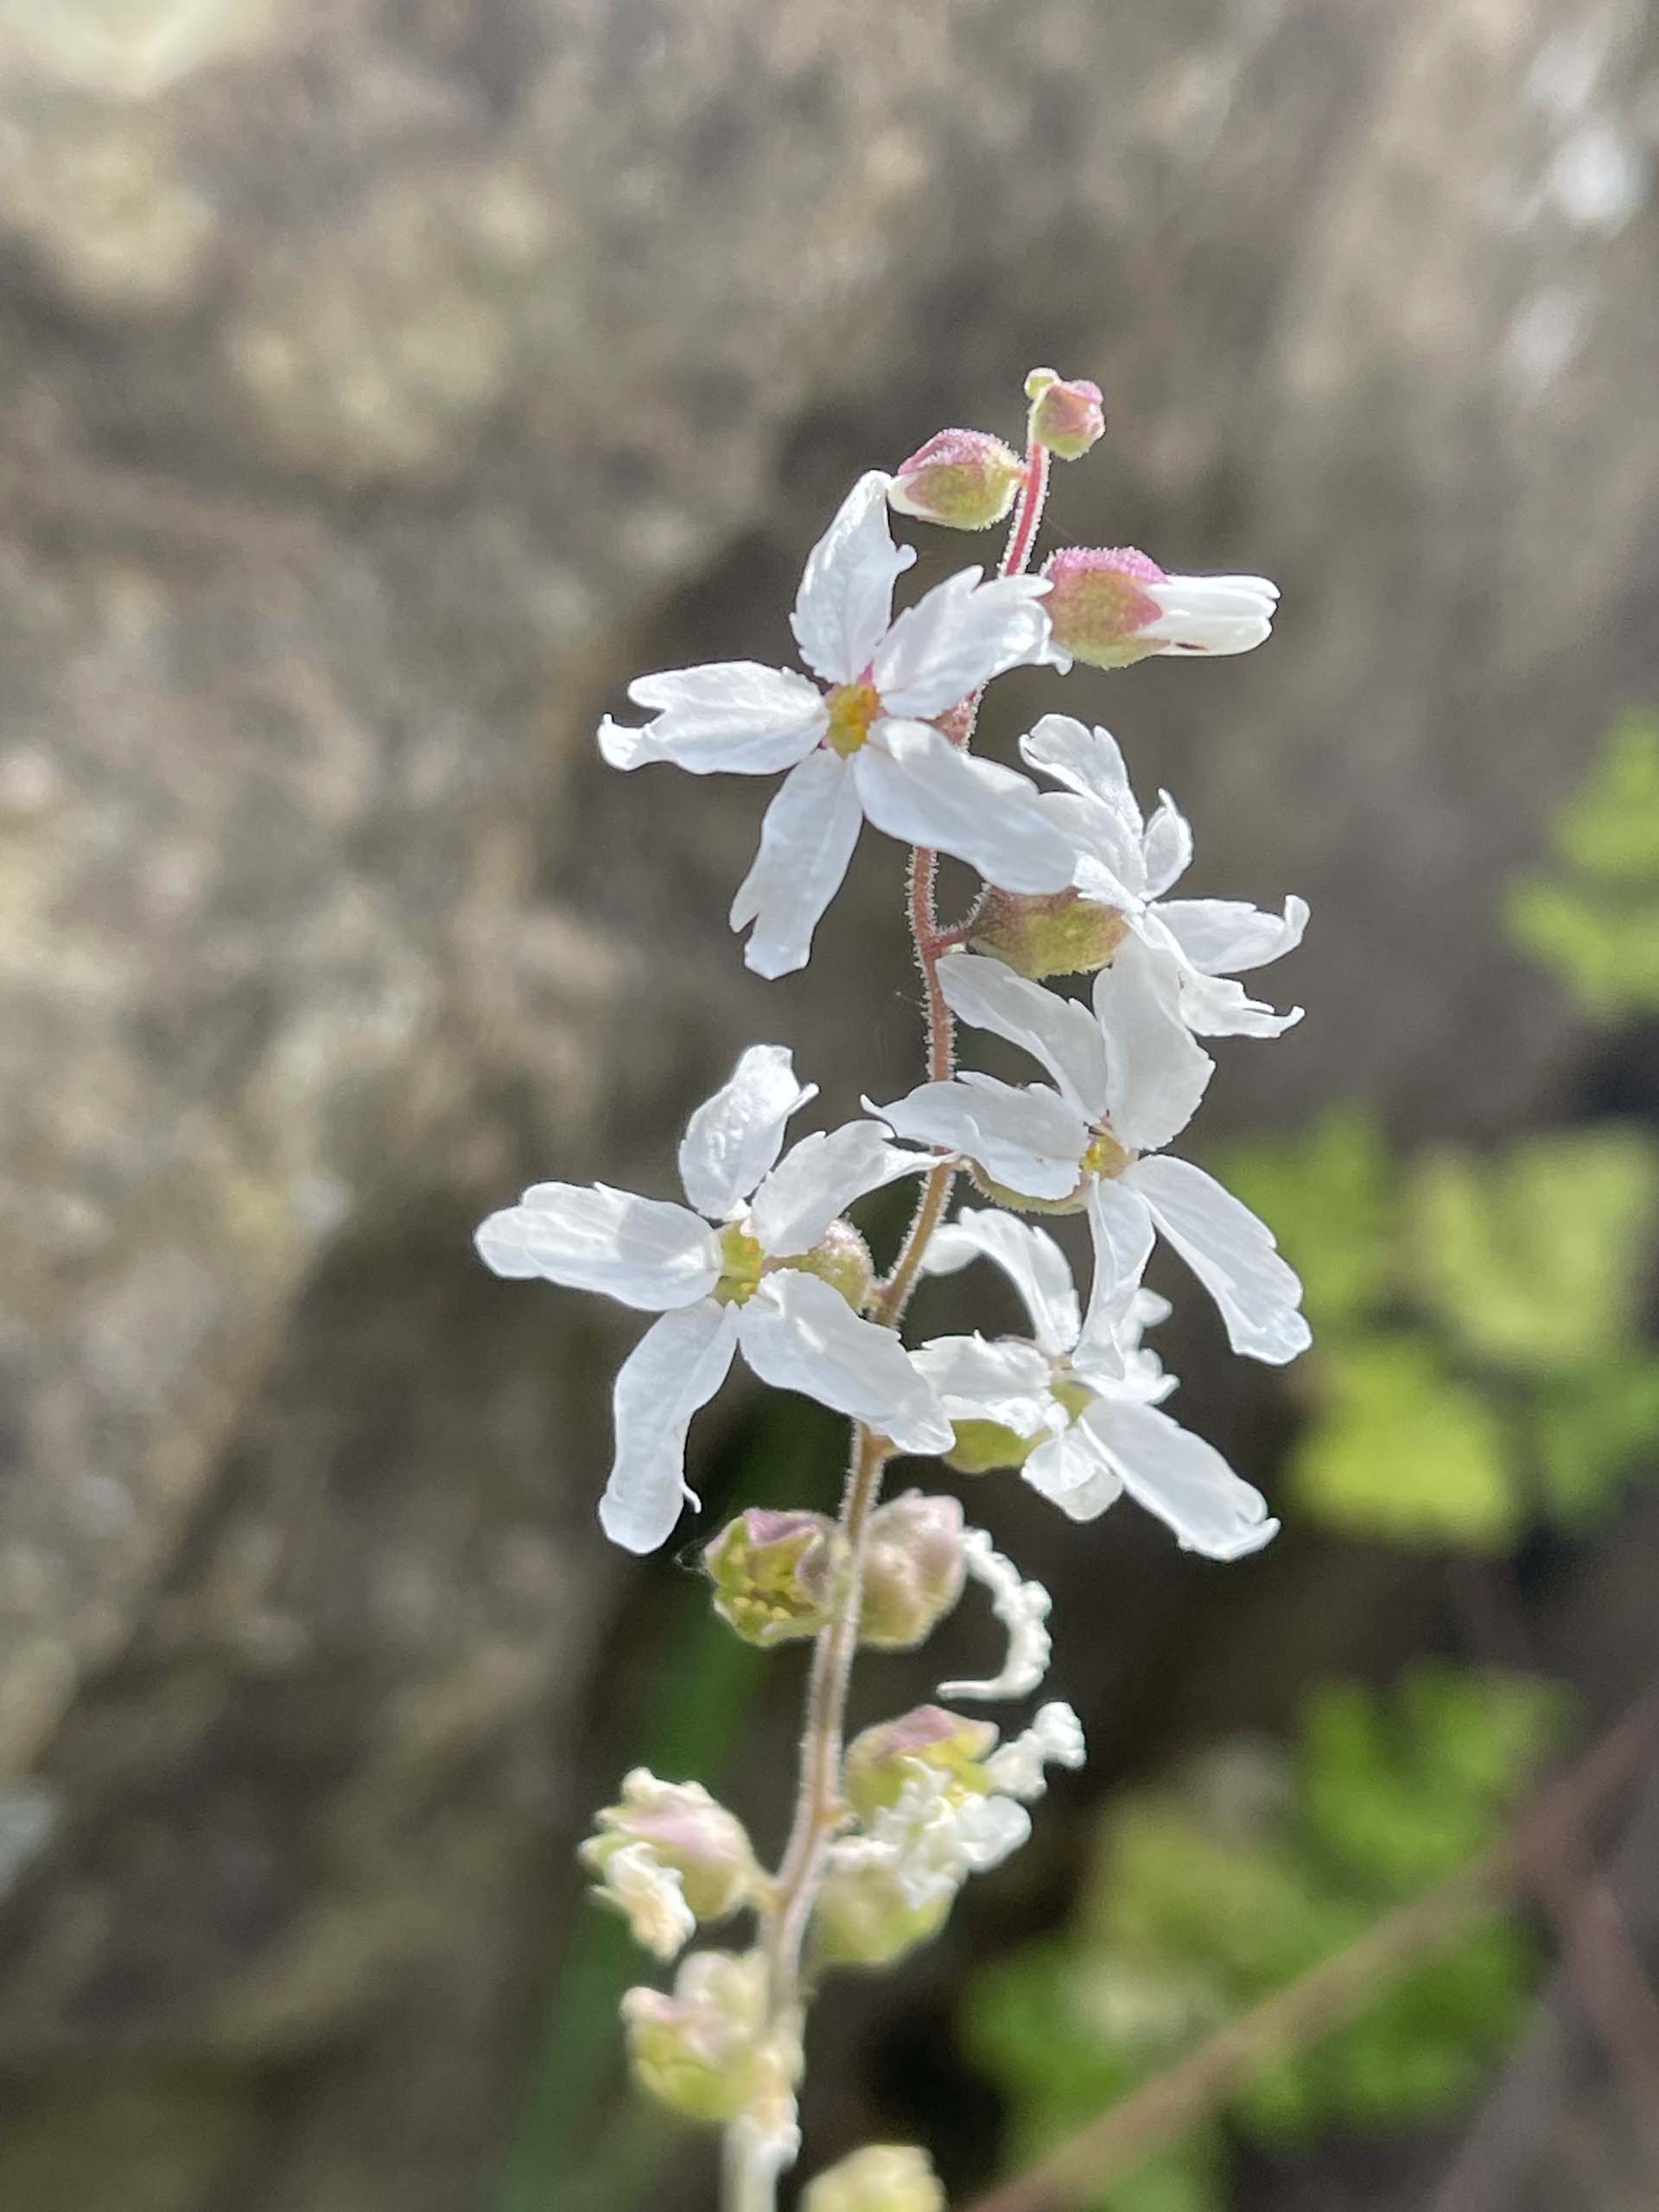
{"left": 474, "top": 372, "right": 1310, "bottom": 2209}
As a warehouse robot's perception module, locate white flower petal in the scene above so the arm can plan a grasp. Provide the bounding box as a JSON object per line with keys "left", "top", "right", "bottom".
{"left": 1155, "top": 895, "right": 1310, "bottom": 976}
{"left": 1019, "top": 714, "right": 1141, "bottom": 828}
{"left": 475, "top": 1184, "right": 721, "bottom": 1311}
{"left": 600, "top": 663, "right": 826, "bottom": 774}
{"left": 911, "top": 1332, "right": 1057, "bottom": 1430}
{"left": 984, "top": 1701, "right": 1087, "bottom": 1800}
{"left": 1045, "top": 794, "right": 1145, "bottom": 909}
{"left": 595, "top": 1843, "right": 696, "bottom": 1961}
{"left": 749, "top": 1120, "right": 928, "bottom": 1255}
{"left": 1091, "top": 936, "right": 1215, "bottom": 1152}
{"left": 790, "top": 470, "right": 915, "bottom": 688}
{"left": 854, "top": 723, "right": 1078, "bottom": 894}
{"left": 1141, "top": 575, "right": 1279, "bottom": 658}
{"left": 1125, "top": 1154, "right": 1312, "bottom": 1365}
{"left": 1141, "top": 791, "right": 1194, "bottom": 899}
{"left": 938, "top": 1528, "right": 1052, "bottom": 1701}
{"left": 1082, "top": 1399, "right": 1277, "bottom": 1560}
{"left": 921, "top": 1207, "right": 1081, "bottom": 1357}
{"left": 1022, "top": 1421, "right": 1122, "bottom": 1512}
{"left": 600, "top": 1302, "right": 741, "bottom": 1552}
{"left": 1074, "top": 1178, "right": 1158, "bottom": 1376}
{"left": 729, "top": 749, "right": 865, "bottom": 978}
{"left": 677, "top": 1046, "right": 817, "bottom": 1219}
{"left": 870, "top": 1073, "right": 1087, "bottom": 1202}
{"left": 939, "top": 952, "right": 1109, "bottom": 1117}
{"left": 735, "top": 1272, "right": 951, "bottom": 1455}
{"left": 872, "top": 570, "right": 1061, "bottom": 718}
{"left": 1026, "top": 1433, "right": 1132, "bottom": 1522}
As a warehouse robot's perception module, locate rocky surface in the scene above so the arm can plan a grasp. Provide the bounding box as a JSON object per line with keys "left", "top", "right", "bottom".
{"left": 2, "top": 0, "right": 1657, "bottom": 2205}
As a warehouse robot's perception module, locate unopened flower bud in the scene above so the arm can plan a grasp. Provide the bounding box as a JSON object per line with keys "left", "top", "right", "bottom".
{"left": 811, "top": 1855, "right": 954, "bottom": 1968}
{"left": 622, "top": 1949, "right": 766, "bottom": 2125}
{"left": 581, "top": 1770, "right": 758, "bottom": 1937}
{"left": 966, "top": 885, "right": 1130, "bottom": 980}
{"left": 844, "top": 1705, "right": 998, "bottom": 1822}
{"left": 779, "top": 1217, "right": 874, "bottom": 1311}
{"left": 804, "top": 2145, "right": 948, "bottom": 2212}
{"left": 859, "top": 1492, "right": 967, "bottom": 1649}
{"left": 706, "top": 1508, "right": 846, "bottom": 1647}
{"left": 1025, "top": 368, "right": 1105, "bottom": 461}
{"left": 1041, "top": 547, "right": 1279, "bottom": 670}
{"left": 888, "top": 429, "right": 1026, "bottom": 531}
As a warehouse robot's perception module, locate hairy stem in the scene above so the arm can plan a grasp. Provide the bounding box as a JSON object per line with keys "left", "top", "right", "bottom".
{"left": 727, "top": 432, "right": 1055, "bottom": 2212}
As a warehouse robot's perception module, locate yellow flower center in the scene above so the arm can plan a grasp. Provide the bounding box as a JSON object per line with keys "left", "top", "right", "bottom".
{"left": 713, "top": 1222, "right": 766, "bottom": 1306}
{"left": 823, "top": 682, "right": 882, "bottom": 758}
{"left": 1082, "top": 1128, "right": 1135, "bottom": 1180}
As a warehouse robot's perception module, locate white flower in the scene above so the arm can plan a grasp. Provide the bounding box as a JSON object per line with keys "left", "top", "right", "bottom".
{"left": 827, "top": 1761, "right": 1032, "bottom": 1911}
{"left": 873, "top": 955, "right": 1311, "bottom": 1367}
{"left": 917, "top": 1209, "right": 1279, "bottom": 1560}
{"left": 598, "top": 473, "right": 1078, "bottom": 976}
{"left": 938, "top": 1527, "right": 1053, "bottom": 1701}
{"left": 475, "top": 1046, "right": 951, "bottom": 1553}
{"left": 1040, "top": 546, "right": 1280, "bottom": 668}
{"left": 1023, "top": 714, "right": 1307, "bottom": 1036}
{"left": 984, "top": 1700, "right": 1088, "bottom": 1799}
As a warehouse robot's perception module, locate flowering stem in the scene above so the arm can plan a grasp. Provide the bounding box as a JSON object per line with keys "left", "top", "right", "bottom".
{"left": 731, "top": 438, "right": 1055, "bottom": 2212}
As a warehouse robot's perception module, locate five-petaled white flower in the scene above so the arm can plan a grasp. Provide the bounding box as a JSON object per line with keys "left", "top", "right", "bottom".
{"left": 914, "top": 1208, "right": 1278, "bottom": 1558}
{"left": 871, "top": 953, "right": 1310, "bottom": 1364}
{"left": 597, "top": 472, "right": 1079, "bottom": 977}
{"left": 1023, "top": 715, "right": 1307, "bottom": 1036}
{"left": 474, "top": 1046, "right": 951, "bottom": 1553}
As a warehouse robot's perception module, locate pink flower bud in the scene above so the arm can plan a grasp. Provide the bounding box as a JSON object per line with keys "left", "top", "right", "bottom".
{"left": 1025, "top": 367, "right": 1106, "bottom": 461}
{"left": 858, "top": 1491, "right": 968, "bottom": 1649}
{"left": 844, "top": 1704, "right": 999, "bottom": 1823}
{"left": 622, "top": 1949, "right": 767, "bottom": 2124}
{"left": 966, "top": 885, "right": 1130, "bottom": 980}
{"left": 887, "top": 429, "right": 1025, "bottom": 531}
{"left": 582, "top": 1770, "right": 758, "bottom": 1926}
{"left": 1041, "top": 548, "right": 1280, "bottom": 670}
{"left": 705, "top": 1508, "right": 846, "bottom": 1647}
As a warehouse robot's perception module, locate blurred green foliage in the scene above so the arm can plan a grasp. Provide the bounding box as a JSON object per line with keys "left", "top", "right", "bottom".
{"left": 1508, "top": 715, "right": 1659, "bottom": 1014}
{"left": 971, "top": 719, "right": 1659, "bottom": 2207}
{"left": 1211, "top": 1115, "right": 1659, "bottom": 1547}
{"left": 966, "top": 1670, "right": 1565, "bottom": 2212}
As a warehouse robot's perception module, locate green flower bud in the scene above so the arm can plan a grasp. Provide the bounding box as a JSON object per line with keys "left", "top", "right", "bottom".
{"left": 888, "top": 429, "right": 1025, "bottom": 531}
{"left": 1025, "top": 367, "right": 1106, "bottom": 461}
{"left": 581, "top": 1770, "right": 758, "bottom": 1928}
{"left": 844, "top": 1705, "right": 999, "bottom": 1823}
{"left": 811, "top": 1858, "right": 953, "bottom": 1969}
{"left": 778, "top": 1216, "right": 875, "bottom": 1311}
{"left": 622, "top": 1949, "right": 766, "bottom": 2125}
{"left": 859, "top": 1492, "right": 967, "bottom": 1649}
{"left": 804, "top": 2145, "right": 948, "bottom": 2212}
{"left": 705, "top": 1508, "right": 846, "bottom": 1648}
{"left": 966, "top": 886, "right": 1130, "bottom": 980}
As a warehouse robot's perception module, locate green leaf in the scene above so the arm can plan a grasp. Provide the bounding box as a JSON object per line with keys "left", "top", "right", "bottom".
{"left": 1550, "top": 714, "right": 1659, "bottom": 886}
{"left": 1292, "top": 1336, "right": 1519, "bottom": 1548}
{"left": 1533, "top": 1357, "right": 1659, "bottom": 1529}
{"left": 1208, "top": 1106, "right": 1397, "bottom": 1337}
{"left": 1408, "top": 1129, "right": 1659, "bottom": 1376}
{"left": 965, "top": 1670, "right": 1560, "bottom": 2202}
{"left": 1505, "top": 716, "right": 1659, "bottom": 1014}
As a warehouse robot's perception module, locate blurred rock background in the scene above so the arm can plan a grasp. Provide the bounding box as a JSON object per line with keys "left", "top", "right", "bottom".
{"left": 2, "top": 1, "right": 1657, "bottom": 2208}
